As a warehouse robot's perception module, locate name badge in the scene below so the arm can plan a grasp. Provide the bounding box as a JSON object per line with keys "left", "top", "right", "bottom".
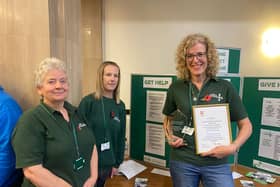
{"left": 73, "top": 157, "right": 86, "bottom": 171}
{"left": 101, "top": 141, "right": 110, "bottom": 151}
{"left": 182, "top": 126, "right": 194, "bottom": 136}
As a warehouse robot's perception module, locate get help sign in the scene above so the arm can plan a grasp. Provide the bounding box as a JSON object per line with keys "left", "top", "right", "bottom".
{"left": 143, "top": 77, "right": 172, "bottom": 89}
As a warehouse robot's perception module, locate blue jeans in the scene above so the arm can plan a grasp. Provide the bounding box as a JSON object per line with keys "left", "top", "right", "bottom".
{"left": 169, "top": 160, "right": 234, "bottom": 187}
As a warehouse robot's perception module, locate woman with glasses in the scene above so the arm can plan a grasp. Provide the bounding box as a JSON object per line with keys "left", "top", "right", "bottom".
{"left": 163, "top": 33, "right": 252, "bottom": 187}
{"left": 12, "top": 57, "right": 98, "bottom": 187}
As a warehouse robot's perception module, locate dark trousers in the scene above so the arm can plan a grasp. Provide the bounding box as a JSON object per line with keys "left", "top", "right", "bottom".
{"left": 3, "top": 169, "right": 23, "bottom": 187}
{"left": 95, "top": 168, "right": 111, "bottom": 187}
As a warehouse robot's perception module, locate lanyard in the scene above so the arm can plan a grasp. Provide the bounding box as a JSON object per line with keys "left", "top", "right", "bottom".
{"left": 187, "top": 81, "right": 202, "bottom": 126}
{"left": 70, "top": 120, "right": 81, "bottom": 158}
{"left": 188, "top": 79, "right": 210, "bottom": 120}
{"left": 101, "top": 98, "right": 110, "bottom": 142}
{"left": 188, "top": 81, "right": 201, "bottom": 105}
{"left": 40, "top": 103, "right": 81, "bottom": 158}
{"left": 188, "top": 82, "right": 194, "bottom": 125}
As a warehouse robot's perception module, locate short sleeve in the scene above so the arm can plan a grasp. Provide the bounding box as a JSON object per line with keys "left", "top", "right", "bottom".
{"left": 162, "top": 83, "right": 177, "bottom": 116}
{"left": 12, "top": 112, "right": 46, "bottom": 168}
{"left": 227, "top": 82, "right": 248, "bottom": 121}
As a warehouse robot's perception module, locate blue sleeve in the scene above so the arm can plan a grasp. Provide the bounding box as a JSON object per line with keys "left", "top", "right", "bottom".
{"left": 0, "top": 99, "right": 22, "bottom": 186}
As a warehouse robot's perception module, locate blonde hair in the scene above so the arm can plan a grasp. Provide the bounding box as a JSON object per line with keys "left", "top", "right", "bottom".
{"left": 34, "top": 57, "right": 67, "bottom": 87}
{"left": 175, "top": 33, "right": 219, "bottom": 80}
{"left": 95, "top": 61, "right": 121, "bottom": 104}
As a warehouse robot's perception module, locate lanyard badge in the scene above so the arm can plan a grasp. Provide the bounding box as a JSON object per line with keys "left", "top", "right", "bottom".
{"left": 101, "top": 141, "right": 110, "bottom": 151}
{"left": 71, "top": 120, "right": 86, "bottom": 171}
{"left": 182, "top": 126, "right": 194, "bottom": 136}
{"left": 73, "top": 157, "right": 86, "bottom": 171}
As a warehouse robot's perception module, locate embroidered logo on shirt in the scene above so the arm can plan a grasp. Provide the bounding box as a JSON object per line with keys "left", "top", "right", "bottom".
{"left": 110, "top": 111, "right": 115, "bottom": 118}
{"left": 113, "top": 116, "right": 120, "bottom": 123}
{"left": 110, "top": 111, "right": 120, "bottom": 123}
{"left": 77, "top": 123, "right": 87, "bottom": 131}
{"left": 201, "top": 93, "right": 223, "bottom": 102}
{"left": 201, "top": 94, "right": 212, "bottom": 101}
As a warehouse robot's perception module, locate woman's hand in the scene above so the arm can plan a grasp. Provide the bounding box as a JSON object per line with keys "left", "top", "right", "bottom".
{"left": 83, "top": 176, "right": 97, "bottom": 187}
{"left": 200, "top": 144, "right": 237, "bottom": 159}
{"left": 110, "top": 167, "right": 119, "bottom": 178}
{"left": 168, "top": 135, "right": 187, "bottom": 148}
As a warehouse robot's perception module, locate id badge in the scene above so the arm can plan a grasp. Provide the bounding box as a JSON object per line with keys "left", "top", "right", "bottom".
{"left": 182, "top": 126, "right": 194, "bottom": 136}
{"left": 101, "top": 141, "right": 110, "bottom": 151}
{"left": 73, "top": 157, "right": 86, "bottom": 171}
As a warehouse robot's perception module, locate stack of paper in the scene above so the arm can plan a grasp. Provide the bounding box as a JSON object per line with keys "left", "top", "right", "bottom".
{"left": 118, "top": 160, "right": 147, "bottom": 180}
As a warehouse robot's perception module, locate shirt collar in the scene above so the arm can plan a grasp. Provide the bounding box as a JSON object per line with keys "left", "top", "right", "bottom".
{"left": 40, "top": 101, "right": 76, "bottom": 115}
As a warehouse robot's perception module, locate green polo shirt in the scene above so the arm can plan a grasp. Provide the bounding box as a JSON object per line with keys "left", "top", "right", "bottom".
{"left": 12, "top": 101, "right": 96, "bottom": 187}
{"left": 78, "top": 94, "right": 126, "bottom": 170}
{"left": 163, "top": 78, "right": 248, "bottom": 166}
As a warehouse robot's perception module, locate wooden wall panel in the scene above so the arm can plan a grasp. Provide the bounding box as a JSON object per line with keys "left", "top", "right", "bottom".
{"left": 81, "top": 0, "right": 102, "bottom": 96}
{"left": 49, "top": 0, "right": 82, "bottom": 106}
{"left": 0, "top": 0, "right": 102, "bottom": 109}
{"left": 0, "top": 0, "right": 50, "bottom": 110}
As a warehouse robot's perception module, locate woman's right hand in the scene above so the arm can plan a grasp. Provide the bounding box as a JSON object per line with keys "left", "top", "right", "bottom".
{"left": 168, "top": 135, "right": 186, "bottom": 148}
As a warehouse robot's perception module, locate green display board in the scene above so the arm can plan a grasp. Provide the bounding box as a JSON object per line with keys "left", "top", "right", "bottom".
{"left": 238, "top": 77, "right": 280, "bottom": 175}
{"left": 130, "top": 74, "right": 176, "bottom": 167}
{"left": 130, "top": 74, "right": 241, "bottom": 167}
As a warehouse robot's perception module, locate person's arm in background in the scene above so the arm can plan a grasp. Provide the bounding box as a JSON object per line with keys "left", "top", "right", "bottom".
{"left": 0, "top": 104, "right": 14, "bottom": 186}
{"left": 112, "top": 105, "right": 126, "bottom": 177}
{"left": 77, "top": 96, "right": 91, "bottom": 124}
{"left": 83, "top": 145, "right": 98, "bottom": 187}
{"left": 23, "top": 164, "right": 71, "bottom": 187}
{"left": 0, "top": 98, "right": 22, "bottom": 186}
{"left": 201, "top": 117, "right": 252, "bottom": 158}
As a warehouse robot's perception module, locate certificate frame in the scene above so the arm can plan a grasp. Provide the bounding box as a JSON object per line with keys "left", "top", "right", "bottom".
{"left": 192, "top": 104, "right": 232, "bottom": 154}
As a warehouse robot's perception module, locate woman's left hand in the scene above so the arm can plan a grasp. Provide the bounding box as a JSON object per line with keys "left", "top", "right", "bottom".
{"left": 200, "top": 144, "right": 237, "bottom": 159}
{"left": 110, "top": 167, "right": 119, "bottom": 178}
{"left": 83, "top": 176, "right": 97, "bottom": 187}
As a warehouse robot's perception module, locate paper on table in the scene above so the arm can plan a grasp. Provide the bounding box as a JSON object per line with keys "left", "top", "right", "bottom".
{"left": 151, "top": 168, "right": 171, "bottom": 177}
{"left": 232, "top": 171, "right": 243, "bottom": 179}
{"left": 118, "top": 160, "right": 147, "bottom": 180}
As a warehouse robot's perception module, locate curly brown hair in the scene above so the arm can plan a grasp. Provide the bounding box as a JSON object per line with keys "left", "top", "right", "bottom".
{"left": 175, "top": 33, "right": 219, "bottom": 80}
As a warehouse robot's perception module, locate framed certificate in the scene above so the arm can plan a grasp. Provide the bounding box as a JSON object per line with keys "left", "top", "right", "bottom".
{"left": 192, "top": 104, "right": 232, "bottom": 154}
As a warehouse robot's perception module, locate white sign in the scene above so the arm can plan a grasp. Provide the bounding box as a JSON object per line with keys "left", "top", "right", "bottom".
{"left": 261, "top": 97, "right": 280, "bottom": 127}
{"left": 145, "top": 123, "right": 165, "bottom": 156}
{"left": 146, "top": 90, "right": 166, "bottom": 123}
{"left": 258, "top": 79, "right": 280, "bottom": 91}
{"left": 217, "top": 48, "right": 229, "bottom": 74}
{"left": 143, "top": 77, "right": 172, "bottom": 89}
{"left": 253, "top": 159, "right": 280, "bottom": 174}
{"left": 258, "top": 129, "right": 280, "bottom": 161}
{"left": 144, "top": 155, "right": 166, "bottom": 167}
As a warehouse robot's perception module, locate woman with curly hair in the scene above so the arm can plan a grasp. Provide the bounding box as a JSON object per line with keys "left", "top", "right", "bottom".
{"left": 163, "top": 33, "right": 252, "bottom": 187}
